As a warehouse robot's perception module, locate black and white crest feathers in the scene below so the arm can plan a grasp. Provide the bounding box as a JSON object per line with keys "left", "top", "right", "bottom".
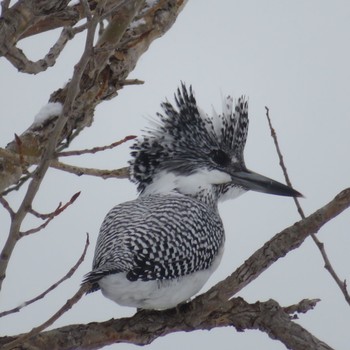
{"left": 130, "top": 83, "right": 249, "bottom": 193}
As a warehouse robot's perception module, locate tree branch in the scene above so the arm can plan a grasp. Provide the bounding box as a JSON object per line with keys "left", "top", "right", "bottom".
{"left": 19, "top": 191, "right": 80, "bottom": 237}
{"left": 28, "top": 191, "right": 80, "bottom": 220}
{"left": 1, "top": 283, "right": 92, "bottom": 350}
{"left": 5, "top": 26, "right": 76, "bottom": 74}
{"left": 283, "top": 298, "right": 321, "bottom": 316}
{"left": 2, "top": 187, "right": 348, "bottom": 350}
{"left": 0, "top": 0, "right": 100, "bottom": 291}
{"left": 0, "top": 0, "right": 186, "bottom": 192}
{"left": 57, "top": 135, "right": 136, "bottom": 157}
{"left": 50, "top": 161, "right": 129, "bottom": 179}
{"left": 0, "top": 297, "right": 332, "bottom": 350}
{"left": 265, "top": 106, "right": 350, "bottom": 306}
{"left": 0, "top": 233, "right": 89, "bottom": 318}
{"left": 201, "top": 188, "right": 350, "bottom": 304}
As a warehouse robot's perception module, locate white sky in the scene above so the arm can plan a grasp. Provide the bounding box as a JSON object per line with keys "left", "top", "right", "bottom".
{"left": 1, "top": 1, "right": 350, "bottom": 349}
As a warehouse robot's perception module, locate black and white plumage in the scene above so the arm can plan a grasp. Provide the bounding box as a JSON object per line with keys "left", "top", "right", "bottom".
{"left": 83, "top": 84, "right": 301, "bottom": 309}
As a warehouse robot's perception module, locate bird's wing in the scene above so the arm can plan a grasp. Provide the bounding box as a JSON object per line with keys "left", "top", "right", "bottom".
{"left": 84, "top": 195, "right": 224, "bottom": 284}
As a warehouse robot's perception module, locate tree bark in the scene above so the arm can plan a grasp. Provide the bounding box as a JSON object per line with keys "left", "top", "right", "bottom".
{"left": 0, "top": 0, "right": 187, "bottom": 192}
{"left": 0, "top": 298, "right": 333, "bottom": 350}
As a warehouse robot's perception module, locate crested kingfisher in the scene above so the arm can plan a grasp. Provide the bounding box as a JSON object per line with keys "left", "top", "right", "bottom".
{"left": 83, "top": 84, "right": 301, "bottom": 309}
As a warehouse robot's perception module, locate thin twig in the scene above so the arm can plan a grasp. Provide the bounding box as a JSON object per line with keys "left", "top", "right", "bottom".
{"left": 0, "top": 140, "right": 130, "bottom": 187}
{"left": 50, "top": 161, "right": 130, "bottom": 179}
{"left": 0, "top": 233, "right": 89, "bottom": 318}
{"left": 28, "top": 191, "right": 81, "bottom": 220}
{"left": 1, "top": 283, "right": 91, "bottom": 350}
{"left": 20, "top": 217, "right": 55, "bottom": 237}
{"left": 264, "top": 106, "right": 350, "bottom": 306}
{"left": 57, "top": 135, "right": 136, "bottom": 157}
{"left": 20, "top": 192, "right": 81, "bottom": 237}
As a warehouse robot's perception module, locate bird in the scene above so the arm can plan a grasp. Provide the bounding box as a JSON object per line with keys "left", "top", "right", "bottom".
{"left": 83, "top": 83, "right": 301, "bottom": 310}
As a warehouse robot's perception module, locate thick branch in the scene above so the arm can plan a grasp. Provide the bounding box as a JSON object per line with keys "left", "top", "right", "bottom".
{"left": 201, "top": 188, "right": 350, "bottom": 304}
{"left": 0, "top": 297, "right": 332, "bottom": 350}
{"left": 0, "top": 1, "right": 100, "bottom": 291}
{"left": 0, "top": 0, "right": 186, "bottom": 192}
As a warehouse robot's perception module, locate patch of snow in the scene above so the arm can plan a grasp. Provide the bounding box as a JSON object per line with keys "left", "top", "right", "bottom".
{"left": 129, "top": 18, "right": 146, "bottom": 30}
{"left": 68, "top": 0, "right": 80, "bottom": 6}
{"left": 33, "top": 102, "right": 63, "bottom": 125}
{"left": 145, "top": 0, "right": 159, "bottom": 7}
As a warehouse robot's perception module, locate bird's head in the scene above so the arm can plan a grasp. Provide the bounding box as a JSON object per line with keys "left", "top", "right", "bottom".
{"left": 130, "top": 83, "right": 301, "bottom": 201}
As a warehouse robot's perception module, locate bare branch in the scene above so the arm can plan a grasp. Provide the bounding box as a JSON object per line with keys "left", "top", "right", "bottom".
{"left": 0, "top": 233, "right": 89, "bottom": 318}
{"left": 50, "top": 161, "right": 130, "bottom": 179}
{"left": 0, "top": 143, "right": 130, "bottom": 183}
{"left": 20, "top": 191, "right": 81, "bottom": 236}
{"left": 1, "top": 283, "right": 91, "bottom": 350}
{"left": 1, "top": 296, "right": 333, "bottom": 350}
{"left": 0, "top": 2, "right": 101, "bottom": 291}
{"left": 283, "top": 298, "right": 321, "bottom": 316}
{"left": 19, "top": 217, "right": 55, "bottom": 237}
{"left": 200, "top": 187, "right": 350, "bottom": 304}
{"left": 264, "top": 107, "right": 305, "bottom": 216}
{"left": 264, "top": 107, "right": 350, "bottom": 306}
{"left": 57, "top": 135, "right": 136, "bottom": 157}
{"left": 312, "top": 237, "right": 350, "bottom": 305}
{"left": 0, "top": 0, "right": 186, "bottom": 193}
{"left": 5, "top": 27, "right": 76, "bottom": 74}
{"left": 28, "top": 191, "right": 81, "bottom": 220}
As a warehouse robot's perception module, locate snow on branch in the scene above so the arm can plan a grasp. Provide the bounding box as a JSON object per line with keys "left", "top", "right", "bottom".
{"left": 0, "top": 0, "right": 185, "bottom": 193}
{"left": 0, "top": 0, "right": 102, "bottom": 292}
{"left": 33, "top": 103, "right": 63, "bottom": 125}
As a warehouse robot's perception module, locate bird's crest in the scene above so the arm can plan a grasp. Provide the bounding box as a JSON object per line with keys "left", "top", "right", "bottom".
{"left": 130, "top": 83, "right": 249, "bottom": 193}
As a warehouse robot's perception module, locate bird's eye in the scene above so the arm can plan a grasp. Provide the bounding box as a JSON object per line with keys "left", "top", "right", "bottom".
{"left": 210, "top": 149, "right": 231, "bottom": 167}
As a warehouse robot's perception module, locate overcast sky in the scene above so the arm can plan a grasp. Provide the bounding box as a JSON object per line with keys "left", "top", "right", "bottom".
{"left": 1, "top": 1, "right": 350, "bottom": 349}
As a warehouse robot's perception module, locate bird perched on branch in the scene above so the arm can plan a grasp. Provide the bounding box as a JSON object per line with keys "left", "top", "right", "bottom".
{"left": 83, "top": 83, "right": 301, "bottom": 309}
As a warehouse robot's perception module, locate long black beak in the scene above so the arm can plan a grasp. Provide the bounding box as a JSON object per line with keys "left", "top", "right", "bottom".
{"left": 230, "top": 169, "right": 302, "bottom": 197}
